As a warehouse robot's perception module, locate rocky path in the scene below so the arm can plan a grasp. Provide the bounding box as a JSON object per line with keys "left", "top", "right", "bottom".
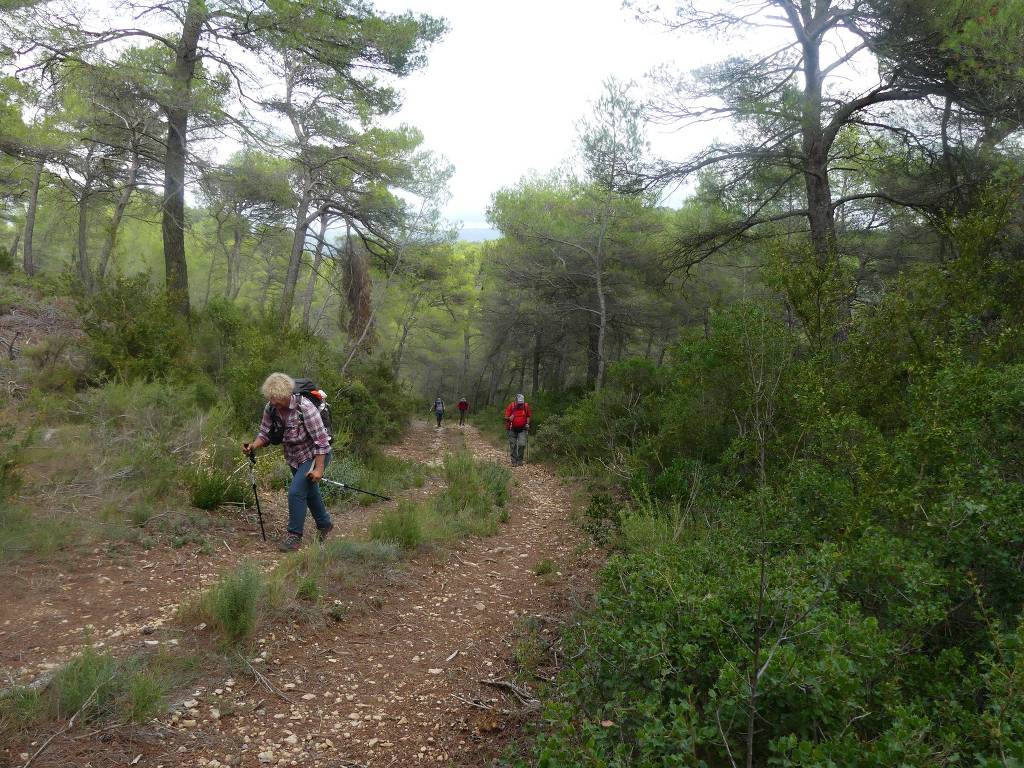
{"left": 4, "top": 422, "right": 598, "bottom": 768}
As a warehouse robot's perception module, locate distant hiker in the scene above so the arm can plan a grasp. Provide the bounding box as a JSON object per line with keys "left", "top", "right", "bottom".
{"left": 242, "top": 372, "right": 332, "bottom": 552}
{"left": 432, "top": 395, "right": 445, "bottom": 427}
{"left": 457, "top": 396, "right": 469, "bottom": 426}
{"left": 504, "top": 393, "right": 531, "bottom": 466}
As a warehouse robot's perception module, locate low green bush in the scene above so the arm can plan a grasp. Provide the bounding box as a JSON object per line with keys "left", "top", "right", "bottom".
{"left": 0, "top": 686, "right": 43, "bottom": 739}
{"left": 195, "top": 563, "right": 264, "bottom": 644}
{"left": 369, "top": 503, "right": 425, "bottom": 550}
{"left": 51, "top": 646, "right": 120, "bottom": 721}
{"left": 75, "top": 274, "right": 193, "bottom": 382}
{"left": 188, "top": 466, "right": 247, "bottom": 510}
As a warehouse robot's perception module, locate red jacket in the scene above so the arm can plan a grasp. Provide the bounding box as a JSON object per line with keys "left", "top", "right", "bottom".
{"left": 504, "top": 400, "right": 531, "bottom": 430}
{"left": 457, "top": 400, "right": 469, "bottom": 411}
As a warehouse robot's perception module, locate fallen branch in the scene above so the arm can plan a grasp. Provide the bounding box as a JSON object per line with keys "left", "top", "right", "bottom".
{"left": 478, "top": 678, "right": 540, "bottom": 708}
{"left": 451, "top": 693, "right": 495, "bottom": 711}
{"left": 238, "top": 654, "right": 295, "bottom": 705}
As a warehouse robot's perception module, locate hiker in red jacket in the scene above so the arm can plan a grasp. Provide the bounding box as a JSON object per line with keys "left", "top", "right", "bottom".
{"left": 504, "top": 393, "right": 531, "bottom": 466}
{"left": 457, "top": 396, "right": 469, "bottom": 426}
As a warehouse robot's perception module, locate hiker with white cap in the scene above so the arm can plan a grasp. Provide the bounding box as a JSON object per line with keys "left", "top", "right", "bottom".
{"left": 503, "top": 393, "right": 532, "bottom": 466}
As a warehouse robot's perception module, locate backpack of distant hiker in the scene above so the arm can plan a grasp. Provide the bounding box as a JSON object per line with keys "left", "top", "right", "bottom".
{"left": 434, "top": 397, "right": 444, "bottom": 413}
{"left": 265, "top": 377, "right": 333, "bottom": 444}
{"left": 508, "top": 401, "right": 529, "bottom": 431}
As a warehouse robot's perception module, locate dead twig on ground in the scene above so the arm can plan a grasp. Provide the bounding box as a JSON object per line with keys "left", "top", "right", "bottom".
{"left": 451, "top": 693, "right": 495, "bottom": 711}
{"left": 238, "top": 654, "right": 295, "bottom": 705}
{"left": 479, "top": 678, "right": 539, "bottom": 708}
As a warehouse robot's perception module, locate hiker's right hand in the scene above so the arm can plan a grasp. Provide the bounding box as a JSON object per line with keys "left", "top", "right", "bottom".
{"left": 242, "top": 442, "right": 253, "bottom": 456}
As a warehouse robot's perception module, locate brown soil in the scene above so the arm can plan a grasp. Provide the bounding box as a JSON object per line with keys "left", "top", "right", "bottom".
{"left": 2, "top": 421, "right": 599, "bottom": 768}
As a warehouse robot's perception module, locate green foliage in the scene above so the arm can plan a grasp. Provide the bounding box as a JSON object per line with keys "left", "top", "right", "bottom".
{"left": 533, "top": 558, "right": 555, "bottom": 576}
{"left": 0, "top": 425, "right": 21, "bottom": 502}
{"left": 369, "top": 502, "right": 425, "bottom": 550}
{"left": 124, "top": 670, "right": 168, "bottom": 724}
{"left": 76, "top": 274, "right": 192, "bottom": 382}
{"left": 0, "top": 244, "right": 13, "bottom": 273}
{"left": 369, "top": 452, "right": 511, "bottom": 549}
{"left": 295, "top": 575, "right": 320, "bottom": 602}
{"left": 0, "top": 686, "right": 43, "bottom": 739}
{"left": 518, "top": 253, "right": 1024, "bottom": 764}
{"left": 188, "top": 465, "right": 247, "bottom": 511}
{"left": 196, "top": 563, "right": 264, "bottom": 645}
{"left": 51, "top": 646, "right": 119, "bottom": 721}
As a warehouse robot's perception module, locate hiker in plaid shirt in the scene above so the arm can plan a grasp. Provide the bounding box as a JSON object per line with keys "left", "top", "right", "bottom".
{"left": 242, "top": 372, "right": 332, "bottom": 552}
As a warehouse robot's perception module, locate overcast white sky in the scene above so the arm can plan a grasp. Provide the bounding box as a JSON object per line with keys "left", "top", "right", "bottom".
{"left": 372, "top": 0, "right": 723, "bottom": 231}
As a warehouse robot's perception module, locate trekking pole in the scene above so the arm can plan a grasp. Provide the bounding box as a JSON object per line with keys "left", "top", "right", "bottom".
{"left": 320, "top": 478, "right": 392, "bottom": 501}
{"left": 248, "top": 452, "right": 267, "bottom": 542}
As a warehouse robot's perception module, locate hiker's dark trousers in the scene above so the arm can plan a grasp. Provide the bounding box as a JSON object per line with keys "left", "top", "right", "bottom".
{"left": 287, "top": 453, "right": 332, "bottom": 536}
{"left": 435, "top": 411, "right": 443, "bottom": 426}
{"left": 508, "top": 429, "right": 527, "bottom": 464}
{"left": 459, "top": 410, "right": 466, "bottom": 425}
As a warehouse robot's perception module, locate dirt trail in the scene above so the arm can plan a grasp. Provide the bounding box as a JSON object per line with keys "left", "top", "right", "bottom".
{"left": 0, "top": 421, "right": 441, "bottom": 685}
{"left": 3, "top": 421, "right": 598, "bottom": 768}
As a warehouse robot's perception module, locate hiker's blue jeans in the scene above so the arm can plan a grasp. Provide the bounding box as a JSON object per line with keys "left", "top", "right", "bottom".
{"left": 287, "top": 453, "right": 332, "bottom": 536}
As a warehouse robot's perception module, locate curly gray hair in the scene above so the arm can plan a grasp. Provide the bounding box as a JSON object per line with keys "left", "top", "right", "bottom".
{"left": 261, "top": 372, "right": 294, "bottom": 401}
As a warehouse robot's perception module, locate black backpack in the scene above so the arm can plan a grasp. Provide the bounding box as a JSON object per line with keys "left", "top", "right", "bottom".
{"left": 266, "top": 378, "right": 333, "bottom": 444}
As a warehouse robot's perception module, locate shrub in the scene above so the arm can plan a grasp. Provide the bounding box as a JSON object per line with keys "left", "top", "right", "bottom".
{"left": 196, "top": 563, "right": 264, "bottom": 644}
{"left": 295, "top": 576, "right": 320, "bottom": 602}
{"left": 188, "top": 466, "right": 247, "bottom": 511}
{"left": 76, "top": 275, "right": 192, "bottom": 382}
{"left": 369, "top": 503, "right": 425, "bottom": 550}
{"left": 0, "top": 686, "right": 43, "bottom": 738}
{"left": 50, "top": 647, "right": 119, "bottom": 721}
{"left": 125, "top": 670, "right": 168, "bottom": 723}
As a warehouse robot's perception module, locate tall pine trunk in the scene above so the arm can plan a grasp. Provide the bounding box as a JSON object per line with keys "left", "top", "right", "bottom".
{"left": 531, "top": 330, "right": 541, "bottom": 394}
{"left": 76, "top": 186, "right": 93, "bottom": 292}
{"left": 97, "top": 152, "right": 140, "bottom": 282}
{"left": 23, "top": 158, "right": 42, "bottom": 276}
{"left": 301, "top": 215, "right": 329, "bottom": 330}
{"left": 800, "top": 34, "right": 836, "bottom": 268}
{"left": 280, "top": 185, "right": 312, "bottom": 327}
{"left": 227, "top": 226, "right": 243, "bottom": 300}
{"left": 162, "top": 0, "right": 205, "bottom": 316}
{"left": 345, "top": 222, "right": 375, "bottom": 349}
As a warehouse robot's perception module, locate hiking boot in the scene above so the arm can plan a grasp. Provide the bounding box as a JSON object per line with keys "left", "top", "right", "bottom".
{"left": 317, "top": 523, "right": 333, "bottom": 543}
{"left": 277, "top": 532, "right": 302, "bottom": 552}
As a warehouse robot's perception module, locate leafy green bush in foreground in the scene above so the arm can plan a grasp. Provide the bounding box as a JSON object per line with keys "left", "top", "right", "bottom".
{"left": 516, "top": 256, "right": 1024, "bottom": 766}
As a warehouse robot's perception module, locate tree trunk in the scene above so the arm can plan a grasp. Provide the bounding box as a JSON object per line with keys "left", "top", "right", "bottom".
{"left": 23, "top": 157, "right": 42, "bottom": 276}
{"left": 203, "top": 246, "right": 217, "bottom": 309}
{"left": 586, "top": 322, "right": 599, "bottom": 388}
{"left": 162, "top": 0, "right": 205, "bottom": 316}
{"left": 345, "top": 221, "right": 375, "bottom": 347}
{"left": 227, "top": 226, "right": 243, "bottom": 300}
{"left": 800, "top": 32, "right": 836, "bottom": 268}
{"left": 97, "top": 152, "right": 140, "bottom": 282}
{"left": 487, "top": 358, "right": 503, "bottom": 405}
{"left": 9, "top": 231, "right": 20, "bottom": 267}
{"left": 76, "top": 186, "right": 93, "bottom": 292}
{"left": 392, "top": 291, "right": 423, "bottom": 379}
{"left": 280, "top": 186, "right": 312, "bottom": 327}
{"left": 301, "top": 215, "right": 329, "bottom": 330}
{"left": 461, "top": 325, "right": 471, "bottom": 397}
{"left": 531, "top": 330, "right": 541, "bottom": 394}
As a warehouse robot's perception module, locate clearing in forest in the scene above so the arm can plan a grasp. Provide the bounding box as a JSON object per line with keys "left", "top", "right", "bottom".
{"left": 1, "top": 420, "right": 598, "bottom": 768}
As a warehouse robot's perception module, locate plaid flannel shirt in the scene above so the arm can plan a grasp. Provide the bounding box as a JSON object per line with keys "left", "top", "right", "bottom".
{"left": 257, "top": 394, "right": 331, "bottom": 469}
